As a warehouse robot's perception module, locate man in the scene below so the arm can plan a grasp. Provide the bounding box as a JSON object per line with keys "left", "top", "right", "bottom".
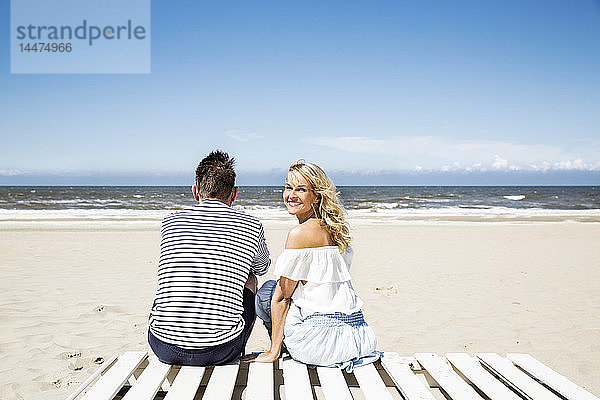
{"left": 148, "top": 150, "right": 270, "bottom": 365}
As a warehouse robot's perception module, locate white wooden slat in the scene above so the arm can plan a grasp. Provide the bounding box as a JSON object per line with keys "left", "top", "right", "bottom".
{"left": 66, "top": 354, "right": 119, "bottom": 400}
{"left": 507, "top": 353, "right": 600, "bottom": 400}
{"left": 415, "top": 353, "right": 483, "bottom": 400}
{"left": 380, "top": 352, "right": 436, "bottom": 400}
{"left": 281, "top": 358, "right": 313, "bottom": 400}
{"left": 202, "top": 364, "right": 240, "bottom": 400}
{"left": 353, "top": 363, "right": 394, "bottom": 400}
{"left": 446, "top": 353, "right": 521, "bottom": 400}
{"left": 160, "top": 379, "right": 170, "bottom": 392}
{"left": 121, "top": 357, "right": 172, "bottom": 400}
{"left": 246, "top": 362, "right": 274, "bottom": 400}
{"left": 80, "top": 351, "right": 147, "bottom": 400}
{"left": 316, "top": 367, "right": 352, "bottom": 400}
{"left": 476, "top": 353, "right": 562, "bottom": 400}
{"left": 163, "top": 366, "right": 206, "bottom": 400}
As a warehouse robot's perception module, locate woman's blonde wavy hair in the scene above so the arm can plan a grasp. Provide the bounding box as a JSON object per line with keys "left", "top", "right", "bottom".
{"left": 287, "top": 160, "right": 351, "bottom": 252}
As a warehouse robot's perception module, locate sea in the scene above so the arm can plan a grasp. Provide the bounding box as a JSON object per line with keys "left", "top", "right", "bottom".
{"left": 0, "top": 186, "right": 599, "bottom": 223}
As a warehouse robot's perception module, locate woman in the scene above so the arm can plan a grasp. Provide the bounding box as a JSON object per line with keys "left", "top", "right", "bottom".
{"left": 251, "top": 160, "right": 379, "bottom": 369}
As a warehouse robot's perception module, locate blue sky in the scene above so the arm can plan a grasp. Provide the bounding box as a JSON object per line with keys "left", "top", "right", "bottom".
{"left": 1, "top": 0, "right": 599, "bottom": 185}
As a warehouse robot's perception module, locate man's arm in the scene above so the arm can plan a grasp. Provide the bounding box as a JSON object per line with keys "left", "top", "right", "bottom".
{"left": 251, "top": 225, "right": 270, "bottom": 276}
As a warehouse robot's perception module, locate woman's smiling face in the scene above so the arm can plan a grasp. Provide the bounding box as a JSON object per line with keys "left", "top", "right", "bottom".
{"left": 283, "top": 171, "right": 318, "bottom": 222}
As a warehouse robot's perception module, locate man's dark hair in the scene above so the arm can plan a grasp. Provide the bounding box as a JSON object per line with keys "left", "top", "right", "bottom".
{"left": 195, "top": 150, "right": 236, "bottom": 201}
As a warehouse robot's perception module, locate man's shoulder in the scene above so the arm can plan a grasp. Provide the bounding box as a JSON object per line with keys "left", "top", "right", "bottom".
{"left": 166, "top": 204, "right": 262, "bottom": 227}
{"left": 227, "top": 207, "right": 263, "bottom": 229}
{"left": 162, "top": 206, "right": 195, "bottom": 221}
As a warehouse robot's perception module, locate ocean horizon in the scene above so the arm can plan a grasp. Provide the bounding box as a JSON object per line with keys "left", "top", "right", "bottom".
{"left": 0, "top": 186, "right": 598, "bottom": 224}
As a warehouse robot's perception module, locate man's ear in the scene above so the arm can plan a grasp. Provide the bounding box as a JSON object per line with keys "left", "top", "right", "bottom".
{"left": 230, "top": 187, "right": 239, "bottom": 204}
{"left": 192, "top": 184, "right": 199, "bottom": 201}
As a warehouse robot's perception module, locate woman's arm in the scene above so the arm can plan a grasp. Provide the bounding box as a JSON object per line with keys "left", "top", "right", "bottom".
{"left": 252, "top": 223, "right": 323, "bottom": 363}
{"left": 253, "top": 276, "right": 298, "bottom": 363}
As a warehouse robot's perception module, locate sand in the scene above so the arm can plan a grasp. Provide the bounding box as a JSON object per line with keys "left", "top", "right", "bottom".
{"left": 1, "top": 219, "right": 599, "bottom": 399}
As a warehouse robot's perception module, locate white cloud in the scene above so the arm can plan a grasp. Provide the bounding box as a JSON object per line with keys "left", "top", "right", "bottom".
{"left": 552, "top": 159, "right": 600, "bottom": 171}
{"left": 492, "top": 155, "right": 508, "bottom": 170}
{"left": 530, "top": 161, "right": 552, "bottom": 172}
{"left": 305, "top": 135, "right": 600, "bottom": 172}
{"left": 464, "top": 163, "right": 483, "bottom": 172}
{"left": 440, "top": 162, "right": 463, "bottom": 172}
{"left": 0, "top": 169, "right": 28, "bottom": 176}
{"left": 225, "top": 130, "right": 263, "bottom": 142}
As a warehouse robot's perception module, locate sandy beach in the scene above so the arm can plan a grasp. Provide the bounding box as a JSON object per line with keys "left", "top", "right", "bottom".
{"left": 1, "top": 217, "right": 599, "bottom": 399}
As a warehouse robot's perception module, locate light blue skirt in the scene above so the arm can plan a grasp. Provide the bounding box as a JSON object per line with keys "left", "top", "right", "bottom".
{"left": 283, "top": 303, "right": 381, "bottom": 371}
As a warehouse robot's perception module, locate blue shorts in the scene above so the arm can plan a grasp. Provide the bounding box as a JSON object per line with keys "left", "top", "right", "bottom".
{"left": 148, "top": 288, "right": 255, "bottom": 366}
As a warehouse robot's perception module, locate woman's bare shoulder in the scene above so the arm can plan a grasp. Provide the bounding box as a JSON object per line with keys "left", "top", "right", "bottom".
{"left": 285, "top": 219, "right": 332, "bottom": 249}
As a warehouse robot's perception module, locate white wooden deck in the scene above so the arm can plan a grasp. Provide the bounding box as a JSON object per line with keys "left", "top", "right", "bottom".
{"left": 66, "top": 351, "right": 599, "bottom": 400}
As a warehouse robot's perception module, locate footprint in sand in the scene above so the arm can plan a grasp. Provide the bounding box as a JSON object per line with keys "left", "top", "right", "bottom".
{"left": 375, "top": 286, "right": 398, "bottom": 296}
{"left": 92, "top": 304, "right": 127, "bottom": 314}
{"left": 68, "top": 359, "right": 87, "bottom": 371}
{"left": 59, "top": 351, "right": 81, "bottom": 360}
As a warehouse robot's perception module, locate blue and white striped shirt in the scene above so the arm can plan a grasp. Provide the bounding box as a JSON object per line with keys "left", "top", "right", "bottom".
{"left": 149, "top": 199, "right": 270, "bottom": 349}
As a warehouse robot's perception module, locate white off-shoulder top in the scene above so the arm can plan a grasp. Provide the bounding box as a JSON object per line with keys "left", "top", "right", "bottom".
{"left": 273, "top": 246, "right": 364, "bottom": 316}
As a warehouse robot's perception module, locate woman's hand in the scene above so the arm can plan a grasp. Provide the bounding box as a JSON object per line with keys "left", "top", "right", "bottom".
{"left": 252, "top": 351, "right": 280, "bottom": 363}
{"left": 240, "top": 351, "right": 279, "bottom": 363}
{"left": 252, "top": 278, "right": 296, "bottom": 364}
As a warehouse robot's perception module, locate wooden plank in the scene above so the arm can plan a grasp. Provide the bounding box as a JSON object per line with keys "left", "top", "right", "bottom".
{"left": 246, "top": 362, "right": 274, "bottom": 400}
{"left": 446, "top": 353, "right": 521, "bottom": 400}
{"left": 203, "top": 364, "right": 240, "bottom": 400}
{"left": 281, "top": 358, "right": 313, "bottom": 400}
{"left": 316, "top": 367, "right": 352, "bottom": 400}
{"left": 163, "top": 366, "right": 206, "bottom": 400}
{"left": 507, "top": 353, "right": 600, "bottom": 400}
{"left": 121, "top": 357, "right": 171, "bottom": 400}
{"left": 380, "top": 352, "right": 436, "bottom": 400}
{"left": 80, "top": 352, "right": 147, "bottom": 400}
{"left": 353, "top": 363, "right": 394, "bottom": 400}
{"left": 476, "top": 353, "right": 562, "bottom": 400}
{"left": 66, "top": 354, "right": 119, "bottom": 400}
{"left": 414, "top": 353, "right": 483, "bottom": 400}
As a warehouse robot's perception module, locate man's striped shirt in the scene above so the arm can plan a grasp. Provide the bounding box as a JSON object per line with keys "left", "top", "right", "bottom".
{"left": 149, "top": 199, "right": 270, "bottom": 349}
